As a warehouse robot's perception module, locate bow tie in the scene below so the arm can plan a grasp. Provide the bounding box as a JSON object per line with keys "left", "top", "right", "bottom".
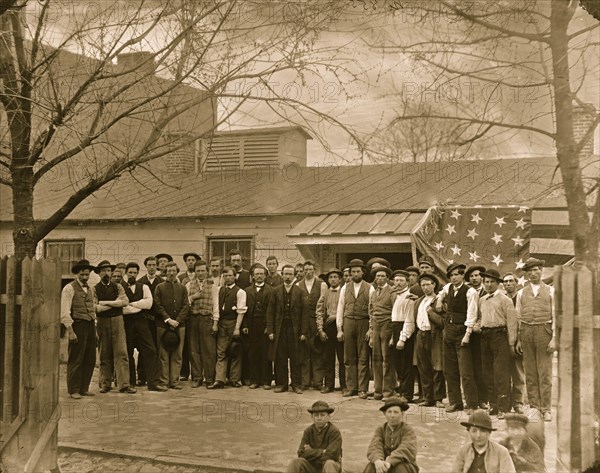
{"left": 82, "top": 283, "right": 89, "bottom": 288}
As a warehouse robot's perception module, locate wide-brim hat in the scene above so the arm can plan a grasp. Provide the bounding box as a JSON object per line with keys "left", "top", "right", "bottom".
{"left": 380, "top": 398, "right": 410, "bottom": 413}
{"left": 226, "top": 339, "right": 241, "bottom": 358}
{"left": 367, "top": 257, "right": 391, "bottom": 269}
{"left": 418, "top": 273, "right": 440, "bottom": 291}
{"left": 308, "top": 401, "right": 334, "bottom": 414}
{"left": 183, "top": 252, "right": 201, "bottom": 261}
{"left": 523, "top": 257, "right": 545, "bottom": 271}
{"left": 94, "top": 260, "right": 116, "bottom": 273}
{"left": 418, "top": 255, "right": 435, "bottom": 267}
{"left": 460, "top": 409, "right": 496, "bottom": 431}
{"left": 405, "top": 266, "right": 420, "bottom": 275}
{"left": 465, "top": 265, "right": 486, "bottom": 279}
{"left": 446, "top": 263, "right": 466, "bottom": 277}
{"left": 371, "top": 265, "right": 393, "bottom": 278}
{"left": 481, "top": 269, "right": 502, "bottom": 282}
{"left": 71, "top": 259, "right": 96, "bottom": 274}
{"left": 392, "top": 270, "right": 410, "bottom": 279}
{"left": 347, "top": 259, "right": 367, "bottom": 270}
{"left": 320, "top": 268, "right": 344, "bottom": 280}
{"left": 504, "top": 413, "right": 529, "bottom": 428}
{"left": 161, "top": 327, "right": 180, "bottom": 352}
{"left": 155, "top": 253, "right": 173, "bottom": 262}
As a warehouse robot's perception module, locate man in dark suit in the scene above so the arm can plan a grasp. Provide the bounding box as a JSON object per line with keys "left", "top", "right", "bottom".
{"left": 243, "top": 264, "right": 274, "bottom": 389}
{"left": 229, "top": 248, "right": 252, "bottom": 385}
{"left": 267, "top": 264, "right": 309, "bottom": 394}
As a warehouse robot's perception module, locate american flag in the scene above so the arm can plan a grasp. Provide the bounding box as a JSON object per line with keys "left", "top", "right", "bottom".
{"left": 411, "top": 205, "right": 532, "bottom": 280}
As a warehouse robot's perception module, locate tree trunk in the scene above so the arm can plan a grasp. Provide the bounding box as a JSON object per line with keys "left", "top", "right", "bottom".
{"left": 12, "top": 166, "right": 37, "bottom": 260}
{"left": 550, "top": 0, "right": 594, "bottom": 268}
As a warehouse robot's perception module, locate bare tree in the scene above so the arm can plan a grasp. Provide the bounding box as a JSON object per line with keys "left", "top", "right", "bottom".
{"left": 0, "top": 0, "right": 360, "bottom": 258}
{"left": 363, "top": 0, "right": 599, "bottom": 267}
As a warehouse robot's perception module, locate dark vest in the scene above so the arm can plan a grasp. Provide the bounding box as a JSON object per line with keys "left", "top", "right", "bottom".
{"left": 343, "top": 281, "right": 371, "bottom": 319}
{"left": 123, "top": 282, "right": 146, "bottom": 319}
{"left": 250, "top": 285, "right": 269, "bottom": 318}
{"left": 219, "top": 285, "right": 240, "bottom": 319}
{"left": 94, "top": 282, "right": 123, "bottom": 318}
{"left": 70, "top": 281, "right": 95, "bottom": 321}
{"left": 299, "top": 279, "right": 322, "bottom": 317}
{"left": 371, "top": 285, "right": 395, "bottom": 319}
{"left": 446, "top": 284, "right": 468, "bottom": 324}
{"left": 140, "top": 274, "right": 163, "bottom": 319}
{"left": 283, "top": 287, "right": 293, "bottom": 319}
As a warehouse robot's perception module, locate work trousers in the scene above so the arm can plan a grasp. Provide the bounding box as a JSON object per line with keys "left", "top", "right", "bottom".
{"left": 415, "top": 330, "right": 446, "bottom": 403}
{"left": 274, "top": 321, "right": 302, "bottom": 388}
{"left": 123, "top": 316, "right": 159, "bottom": 388}
{"left": 67, "top": 319, "right": 97, "bottom": 395}
{"left": 480, "top": 327, "right": 511, "bottom": 412}
{"left": 343, "top": 317, "right": 370, "bottom": 393}
{"left": 137, "top": 318, "right": 157, "bottom": 383}
{"left": 287, "top": 458, "right": 340, "bottom": 473}
{"left": 470, "top": 331, "right": 488, "bottom": 404}
{"left": 156, "top": 325, "right": 186, "bottom": 388}
{"left": 248, "top": 315, "right": 272, "bottom": 386}
{"left": 392, "top": 321, "right": 416, "bottom": 400}
{"left": 215, "top": 318, "right": 240, "bottom": 383}
{"left": 443, "top": 323, "right": 478, "bottom": 408}
{"left": 520, "top": 324, "right": 553, "bottom": 413}
{"left": 97, "top": 315, "right": 130, "bottom": 390}
{"left": 323, "top": 320, "right": 345, "bottom": 390}
{"left": 188, "top": 314, "right": 217, "bottom": 384}
{"left": 372, "top": 317, "right": 395, "bottom": 398}
{"left": 180, "top": 326, "right": 191, "bottom": 380}
{"left": 510, "top": 354, "right": 527, "bottom": 407}
{"left": 301, "top": 316, "right": 325, "bottom": 388}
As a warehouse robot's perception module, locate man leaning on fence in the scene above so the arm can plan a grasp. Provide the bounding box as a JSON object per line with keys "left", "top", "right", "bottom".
{"left": 60, "top": 259, "right": 98, "bottom": 399}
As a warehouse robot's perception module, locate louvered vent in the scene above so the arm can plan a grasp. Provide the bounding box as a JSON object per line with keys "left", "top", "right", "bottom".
{"left": 204, "top": 135, "right": 279, "bottom": 171}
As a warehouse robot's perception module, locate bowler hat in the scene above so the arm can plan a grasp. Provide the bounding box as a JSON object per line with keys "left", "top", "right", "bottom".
{"left": 460, "top": 409, "right": 496, "bottom": 431}
{"left": 321, "top": 268, "right": 344, "bottom": 280}
{"left": 446, "top": 263, "right": 466, "bottom": 277}
{"left": 380, "top": 398, "right": 410, "bottom": 413}
{"left": 392, "top": 270, "right": 410, "bottom": 279}
{"left": 405, "top": 266, "right": 420, "bottom": 275}
{"left": 418, "top": 273, "right": 440, "bottom": 291}
{"left": 226, "top": 338, "right": 241, "bottom": 358}
{"left": 155, "top": 253, "right": 173, "bottom": 262}
{"left": 161, "top": 327, "right": 180, "bottom": 352}
{"left": 371, "top": 266, "right": 393, "bottom": 278}
{"left": 418, "top": 255, "right": 435, "bottom": 267}
{"left": 481, "top": 269, "right": 502, "bottom": 282}
{"left": 367, "top": 258, "right": 391, "bottom": 269}
{"left": 465, "top": 265, "right": 486, "bottom": 279}
{"left": 143, "top": 256, "right": 156, "bottom": 266}
{"left": 308, "top": 401, "right": 335, "bottom": 414}
{"left": 183, "top": 252, "right": 201, "bottom": 261}
{"left": 504, "top": 413, "right": 529, "bottom": 428}
{"left": 347, "top": 259, "right": 367, "bottom": 270}
{"left": 71, "top": 259, "right": 96, "bottom": 274}
{"left": 523, "top": 257, "right": 545, "bottom": 271}
{"left": 94, "top": 260, "right": 116, "bottom": 273}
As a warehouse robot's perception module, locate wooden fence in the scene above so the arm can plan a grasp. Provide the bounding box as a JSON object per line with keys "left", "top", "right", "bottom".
{"left": 555, "top": 265, "right": 600, "bottom": 472}
{"left": 0, "top": 257, "right": 62, "bottom": 473}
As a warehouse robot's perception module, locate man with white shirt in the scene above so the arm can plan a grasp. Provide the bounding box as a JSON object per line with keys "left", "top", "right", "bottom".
{"left": 186, "top": 260, "right": 220, "bottom": 388}
{"left": 178, "top": 252, "right": 201, "bottom": 284}
{"left": 121, "top": 262, "right": 165, "bottom": 391}
{"left": 208, "top": 266, "right": 247, "bottom": 389}
{"left": 515, "top": 258, "right": 556, "bottom": 422}
{"left": 390, "top": 270, "right": 416, "bottom": 402}
{"left": 209, "top": 256, "right": 224, "bottom": 287}
{"left": 414, "top": 274, "right": 445, "bottom": 407}
{"left": 61, "top": 259, "right": 97, "bottom": 399}
{"left": 298, "top": 260, "right": 328, "bottom": 390}
{"left": 368, "top": 266, "right": 397, "bottom": 401}
{"left": 435, "top": 263, "right": 480, "bottom": 413}
{"left": 336, "top": 259, "right": 375, "bottom": 399}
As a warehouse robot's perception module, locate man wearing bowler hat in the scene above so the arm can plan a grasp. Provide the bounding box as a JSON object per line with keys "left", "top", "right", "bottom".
{"left": 452, "top": 410, "right": 515, "bottom": 473}
{"left": 499, "top": 413, "right": 545, "bottom": 472}
{"left": 316, "top": 268, "right": 346, "bottom": 394}
{"left": 476, "top": 269, "right": 517, "bottom": 419}
{"left": 365, "top": 399, "right": 419, "bottom": 473}
{"left": 435, "top": 263, "right": 480, "bottom": 413}
{"left": 515, "top": 258, "right": 556, "bottom": 422}
{"left": 156, "top": 253, "right": 173, "bottom": 279}
{"left": 336, "top": 259, "right": 375, "bottom": 398}
{"left": 94, "top": 260, "right": 136, "bottom": 394}
{"left": 61, "top": 259, "right": 98, "bottom": 399}
{"left": 287, "top": 401, "right": 342, "bottom": 473}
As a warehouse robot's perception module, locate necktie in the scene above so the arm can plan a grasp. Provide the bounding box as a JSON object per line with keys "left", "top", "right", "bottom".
{"left": 377, "top": 287, "right": 382, "bottom": 296}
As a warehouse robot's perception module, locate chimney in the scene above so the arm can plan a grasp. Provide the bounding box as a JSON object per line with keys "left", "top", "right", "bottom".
{"left": 573, "top": 103, "right": 597, "bottom": 159}
{"left": 116, "top": 51, "right": 156, "bottom": 75}
{"left": 164, "top": 135, "right": 197, "bottom": 176}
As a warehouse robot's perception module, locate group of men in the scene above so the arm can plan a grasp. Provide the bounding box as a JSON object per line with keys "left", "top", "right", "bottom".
{"left": 61, "top": 249, "right": 556, "bottom": 428}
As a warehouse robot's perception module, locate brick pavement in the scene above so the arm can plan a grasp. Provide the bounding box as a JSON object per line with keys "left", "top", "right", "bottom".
{"left": 55, "top": 365, "right": 558, "bottom": 473}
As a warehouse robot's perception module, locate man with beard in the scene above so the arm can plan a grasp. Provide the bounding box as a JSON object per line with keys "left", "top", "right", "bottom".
{"left": 121, "top": 262, "right": 165, "bottom": 391}
{"left": 435, "top": 263, "right": 479, "bottom": 413}
{"left": 266, "top": 255, "right": 284, "bottom": 287}
{"left": 298, "top": 260, "right": 328, "bottom": 390}
{"left": 155, "top": 262, "right": 189, "bottom": 389}
{"left": 336, "top": 259, "right": 375, "bottom": 399}
{"left": 502, "top": 272, "right": 526, "bottom": 414}
{"left": 243, "top": 264, "right": 274, "bottom": 389}
{"left": 94, "top": 260, "right": 136, "bottom": 394}
{"left": 515, "top": 258, "right": 556, "bottom": 422}
{"left": 61, "top": 259, "right": 97, "bottom": 399}
{"left": 186, "top": 260, "right": 219, "bottom": 388}
{"left": 267, "top": 264, "right": 309, "bottom": 394}
{"left": 229, "top": 249, "right": 251, "bottom": 289}
{"left": 316, "top": 268, "right": 346, "bottom": 394}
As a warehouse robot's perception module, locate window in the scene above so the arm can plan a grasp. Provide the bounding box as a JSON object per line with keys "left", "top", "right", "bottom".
{"left": 208, "top": 237, "right": 253, "bottom": 268}
{"left": 44, "top": 240, "right": 85, "bottom": 278}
